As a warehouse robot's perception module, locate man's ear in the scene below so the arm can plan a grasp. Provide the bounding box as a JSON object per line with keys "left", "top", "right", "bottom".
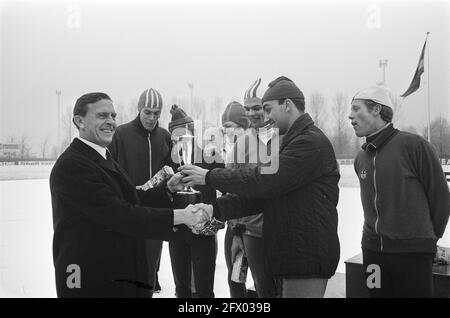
{"left": 285, "top": 99, "right": 293, "bottom": 113}
{"left": 373, "top": 104, "right": 382, "bottom": 115}
{"left": 73, "top": 115, "right": 84, "bottom": 129}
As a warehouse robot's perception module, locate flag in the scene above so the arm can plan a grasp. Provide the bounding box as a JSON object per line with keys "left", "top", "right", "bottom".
{"left": 401, "top": 37, "right": 427, "bottom": 98}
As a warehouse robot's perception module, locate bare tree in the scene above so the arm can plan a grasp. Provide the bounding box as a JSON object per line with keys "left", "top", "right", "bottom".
{"left": 40, "top": 135, "right": 50, "bottom": 159}
{"left": 351, "top": 134, "right": 363, "bottom": 154}
{"left": 389, "top": 91, "right": 403, "bottom": 125}
{"left": 59, "top": 104, "right": 74, "bottom": 153}
{"left": 423, "top": 115, "right": 450, "bottom": 159}
{"left": 209, "top": 96, "right": 223, "bottom": 126}
{"left": 331, "top": 92, "right": 351, "bottom": 157}
{"left": 114, "top": 100, "right": 126, "bottom": 125}
{"left": 192, "top": 97, "right": 206, "bottom": 122}
{"left": 49, "top": 145, "right": 59, "bottom": 159}
{"left": 308, "top": 91, "right": 327, "bottom": 130}
{"left": 115, "top": 98, "right": 138, "bottom": 126}
{"left": 19, "top": 134, "right": 32, "bottom": 159}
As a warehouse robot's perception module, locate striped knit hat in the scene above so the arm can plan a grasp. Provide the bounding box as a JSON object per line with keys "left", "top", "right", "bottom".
{"left": 137, "top": 88, "right": 163, "bottom": 112}
{"left": 221, "top": 101, "right": 249, "bottom": 129}
{"left": 244, "top": 78, "right": 262, "bottom": 107}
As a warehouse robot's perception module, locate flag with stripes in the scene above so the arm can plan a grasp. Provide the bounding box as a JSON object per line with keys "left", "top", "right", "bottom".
{"left": 401, "top": 37, "right": 427, "bottom": 98}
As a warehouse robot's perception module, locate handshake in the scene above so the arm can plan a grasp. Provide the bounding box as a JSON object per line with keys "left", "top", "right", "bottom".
{"left": 174, "top": 203, "right": 224, "bottom": 235}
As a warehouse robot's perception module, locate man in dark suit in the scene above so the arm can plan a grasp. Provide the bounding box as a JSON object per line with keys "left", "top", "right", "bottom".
{"left": 50, "top": 92, "right": 207, "bottom": 298}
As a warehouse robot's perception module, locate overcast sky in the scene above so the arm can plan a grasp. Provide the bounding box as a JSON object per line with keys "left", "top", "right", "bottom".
{"left": 1, "top": 0, "right": 449, "bottom": 150}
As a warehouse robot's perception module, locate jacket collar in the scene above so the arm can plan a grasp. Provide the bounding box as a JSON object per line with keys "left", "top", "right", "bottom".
{"left": 70, "top": 138, "right": 117, "bottom": 174}
{"left": 132, "top": 115, "right": 160, "bottom": 136}
{"left": 280, "top": 113, "right": 314, "bottom": 150}
{"left": 77, "top": 137, "right": 107, "bottom": 159}
{"left": 362, "top": 123, "right": 398, "bottom": 153}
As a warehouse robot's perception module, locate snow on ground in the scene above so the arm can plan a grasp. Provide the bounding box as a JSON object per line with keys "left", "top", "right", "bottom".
{"left": 0, "top": 164, "right": 449, "bottom": 297}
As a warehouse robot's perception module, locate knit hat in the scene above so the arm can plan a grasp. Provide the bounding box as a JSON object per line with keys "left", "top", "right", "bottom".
{"left": 261, "top": 76, "right": 305, "bottom": 104}
{"left": 168, "top": 104, "right": 194, "bottom": 133}
{"left": 244, "top": 78, "right": 262, "bottom": 107}
{"left": 221, "top": 101, "right": 249, "bottom": 129}
{"left": 352, "top": 85, "right": 394, "bottom": 108}
{"left": 137, "top": 88, "right": 163, "bottom": 112}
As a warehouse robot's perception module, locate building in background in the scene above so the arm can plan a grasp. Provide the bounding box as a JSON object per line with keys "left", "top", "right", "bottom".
{"left": 0, "top": 143, "right": 20, "bottom": 159}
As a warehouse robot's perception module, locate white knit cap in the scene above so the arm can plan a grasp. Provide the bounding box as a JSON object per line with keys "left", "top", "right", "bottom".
{"left": 352, "top": 85, "right": 394, "bottom": 108}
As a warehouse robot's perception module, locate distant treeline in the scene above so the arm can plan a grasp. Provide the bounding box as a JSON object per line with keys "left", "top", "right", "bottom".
{"left": 0, "top": 159, "right": 55, "bottom": 165}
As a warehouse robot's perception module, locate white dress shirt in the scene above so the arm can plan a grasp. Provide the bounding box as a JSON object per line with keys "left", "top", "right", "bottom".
{"left": 77, "top": 137, "right": 107, "bottom": 160}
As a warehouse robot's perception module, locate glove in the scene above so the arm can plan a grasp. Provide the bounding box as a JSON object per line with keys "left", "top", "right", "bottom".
{"left": 191, "top": 217, "right": 225, "bottom": 236}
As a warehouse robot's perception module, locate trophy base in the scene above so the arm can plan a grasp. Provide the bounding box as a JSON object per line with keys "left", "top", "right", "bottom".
{"left": 173, "top": 190, "right": 202, "bottom": 208}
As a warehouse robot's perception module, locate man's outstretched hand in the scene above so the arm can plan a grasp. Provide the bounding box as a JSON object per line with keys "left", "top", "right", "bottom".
{"left": 167, "top": 172, "right": 186, "bottom": 193}
{"left": 178, "top": 165, "right": 209, "bottom": 187}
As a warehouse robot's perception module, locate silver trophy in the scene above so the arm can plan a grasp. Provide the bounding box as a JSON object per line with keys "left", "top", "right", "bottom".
{"left": 174, "top": 127, "right": 202, "bottom": 208}
{"left": 174, "top": 126, "right": 225, "bottom": 235}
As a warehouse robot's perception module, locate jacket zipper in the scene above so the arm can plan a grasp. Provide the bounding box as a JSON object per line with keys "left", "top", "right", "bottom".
{"left": 373, "top": 152, "right": 383, "bottom": 251}
{"left": 148, "top": 133, "right": 152, "bottom": 178}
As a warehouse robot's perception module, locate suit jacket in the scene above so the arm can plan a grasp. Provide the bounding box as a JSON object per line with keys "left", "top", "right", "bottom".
{"left": 50, "top": 138, "right": 175, "bottom": 298}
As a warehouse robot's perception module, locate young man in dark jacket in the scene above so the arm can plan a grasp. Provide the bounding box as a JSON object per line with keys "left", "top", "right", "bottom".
{"left": 109, "top": 88, "right": 172, "bottom": 294}
{"left": 349, "top": 85, "right": 450, "bottom": 297}
{"left": 180, "top": 77, "right": 340, "bottom": 298}
{"left": 167, "top": 104, "right": 223, "bottom": 298}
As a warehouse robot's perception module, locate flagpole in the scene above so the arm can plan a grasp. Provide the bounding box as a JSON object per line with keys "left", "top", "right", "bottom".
{"left": 426, "top": 32, "right": 431, "bottom": 142}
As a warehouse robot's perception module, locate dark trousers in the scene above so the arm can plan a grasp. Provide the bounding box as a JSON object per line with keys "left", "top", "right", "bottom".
{"left": 362, "top": 248, "right": 434, "bottom": 298}
{"left": 169, "top": 228, "right": 217, "bottom": 298}
{"left": 274, "top": 277, "right": 328, "bottom": 298}
{"left": 145, "top": 239, "right": 163, "bottom": 296}
{"left": 224, "top": 226, "right": 276, "bottom": 298}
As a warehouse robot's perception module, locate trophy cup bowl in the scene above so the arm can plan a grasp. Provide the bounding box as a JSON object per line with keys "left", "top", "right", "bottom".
{"left": 173, "top": 132, "right": 203, "bottom": 209}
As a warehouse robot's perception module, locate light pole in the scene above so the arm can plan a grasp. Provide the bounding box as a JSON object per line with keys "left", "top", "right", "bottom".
{"left": 56, "top": 90, "right": 61, "bottom": 156}
{"left": 379, "top": 59, "right": 388, "bottom": 85}
{"left": 188, "top": 83, "right": 194, "bottom": 112}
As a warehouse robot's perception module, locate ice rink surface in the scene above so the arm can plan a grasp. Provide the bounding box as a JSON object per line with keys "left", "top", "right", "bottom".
{"left": 1, "top": 164, "right": 449, "bottom": 297}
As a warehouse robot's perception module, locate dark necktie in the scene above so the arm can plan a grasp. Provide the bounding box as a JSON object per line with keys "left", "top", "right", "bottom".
{"left": 105, "top": 149, "right": 116, "bottom": 171}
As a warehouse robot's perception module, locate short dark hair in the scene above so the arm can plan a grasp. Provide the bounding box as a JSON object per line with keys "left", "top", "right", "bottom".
{"left": 278, "top": 98, "right": 305, "bottom": 112}
{"left": 73, "top": 92, "right": 112, "bottom": 129}
{"left": 73, "top": 92, "right": 112, "bottom": 117}
{"left": 363, "top": 99, "right": 393, "bottom": 123}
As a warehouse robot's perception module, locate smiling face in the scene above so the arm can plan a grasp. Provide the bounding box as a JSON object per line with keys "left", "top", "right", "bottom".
{"left": 76, "top": 99, "right": 117, "bottom": 147}
{"left": 348, "top": 99, "right": 381, "bottom": 137}
{"left": 262, "top": 99, "right": 290, "bottom": 134}
{"left": 139, "top": 107, "right": 161, "bottom": 131}
{"left": 244, "top": 103, "right": 265, "bottom": 128}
